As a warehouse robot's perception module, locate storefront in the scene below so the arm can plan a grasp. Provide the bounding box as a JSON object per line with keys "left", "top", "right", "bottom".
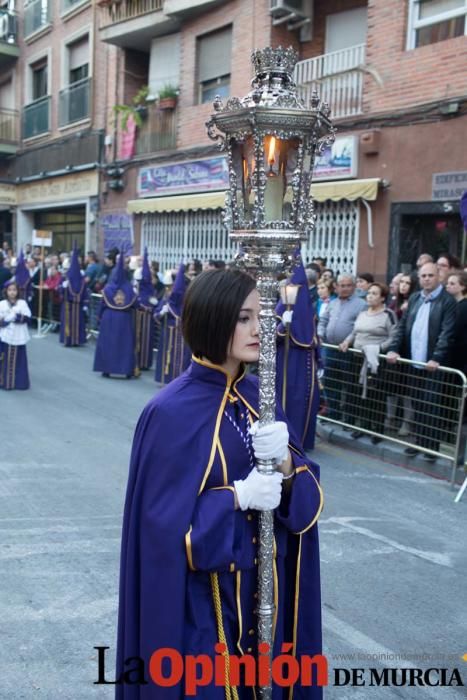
{"left": 128, "top": 150, "right": 380, "bottom": 274}
{"left": 15, "top": 169, "right": 99, "bottom": 253}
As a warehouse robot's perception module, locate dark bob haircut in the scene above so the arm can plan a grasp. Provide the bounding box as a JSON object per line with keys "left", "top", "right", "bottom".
{"left": 182, "top": 269, "right": 256, "bottom": 365}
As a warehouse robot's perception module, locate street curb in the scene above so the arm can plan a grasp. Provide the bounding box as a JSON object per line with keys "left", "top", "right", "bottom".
{"left": 316, "top": 420, "right": 465, "bottom": 485}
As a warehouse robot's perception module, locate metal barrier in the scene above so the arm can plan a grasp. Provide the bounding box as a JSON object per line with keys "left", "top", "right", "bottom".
{"left": 88, "top": 293, "right": 102, "bottom": 339}
{"left": 319, "top": 343, "right": 467, "bottom": 486}
{"left": 30, "top": 285, "right": 62, "bottom": 334}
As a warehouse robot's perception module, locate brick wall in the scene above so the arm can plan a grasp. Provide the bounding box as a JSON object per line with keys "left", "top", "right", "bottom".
{"left": 365, "top": 0, "right": 467, "bottom": 114}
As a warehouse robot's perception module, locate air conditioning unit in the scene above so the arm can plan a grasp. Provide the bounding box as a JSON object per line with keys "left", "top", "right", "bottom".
{"left": 269, "top": 0, "right": 312, "bottom": 41}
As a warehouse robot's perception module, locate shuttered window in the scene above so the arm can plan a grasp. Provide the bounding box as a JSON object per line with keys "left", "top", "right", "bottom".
{"left": 197, "top": 26, "right": 232, "bottom": 104}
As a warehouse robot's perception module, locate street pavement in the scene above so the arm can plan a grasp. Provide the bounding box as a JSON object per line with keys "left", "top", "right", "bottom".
{"left": 0, "top": 334, "right": 465, "bottom": 699}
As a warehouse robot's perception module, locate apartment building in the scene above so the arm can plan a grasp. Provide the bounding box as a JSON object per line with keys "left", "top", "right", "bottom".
{"left": 0, "top": 0, "right": 109, "bottom": 253}
{"left": 1, "top": 0, "right": 466, "bottom": 277}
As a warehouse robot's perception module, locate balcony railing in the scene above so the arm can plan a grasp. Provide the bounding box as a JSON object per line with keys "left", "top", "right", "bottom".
{"left": 135, "top": 103, "right": 177, "bottom": 155}
{"left": 59, "top": 78, "right": 91, "bottom": 127}
{"left": 23, "top": 96, "right": 50, "bottom": 139}
{"left": 24, "top": 0, "right": 51, "bottom": 37}
{"left": 13, "top": 129, "right": 103, "bottom": 179}
{"left": 0, "top": 9, "right": 18, "bottom": 44}
{"left": 0, "top": 108, "right": 19, "bottom": 148}
{"left": 99, "top": 0, "right": 163, "bottom": 29}
{"left": 295, "top": 44, "right": 366, "bottom": 119}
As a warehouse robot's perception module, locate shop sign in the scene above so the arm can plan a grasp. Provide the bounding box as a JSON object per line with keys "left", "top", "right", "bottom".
{"left": 0, "top": 183, "right": 16, "bottom": 207}
{"left": 32, "top": 229, "right": 53, "bottom": 247}
{"left": 100, "top": 212, "right": 134, "bottom": 255}
{"left": 138, "top": 157, "right": 229, "bottom": 197}
{"left": 18, "top": 171, "right": 99, "bottom": 206}
{"left": 432, "top": 171, "right": 467, "bottom": 201}
{"left": 313, "top": 135, "right": 358, "bottom": 181}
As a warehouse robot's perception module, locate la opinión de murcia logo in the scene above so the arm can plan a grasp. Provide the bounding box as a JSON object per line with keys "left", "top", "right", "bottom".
{"left": 94, "top": 646, "right": 465, "bottom": 693}
{"left": 94, "top": 644, "right": 328, "bottom": 693}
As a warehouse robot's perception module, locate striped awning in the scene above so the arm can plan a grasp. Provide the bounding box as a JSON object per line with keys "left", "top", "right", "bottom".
{"left": 127, "top": 178, "right": 380, "bottom": 213}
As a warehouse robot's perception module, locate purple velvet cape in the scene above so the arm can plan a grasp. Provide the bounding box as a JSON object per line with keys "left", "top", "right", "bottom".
{"left": 116, "top": 358, "right": 323, "bottom": 699}
{"left": 276, "top": 263, "right": 320, "bottom": 450}
{"left": 14, "top": 251, "right": 32, "bottom": 301}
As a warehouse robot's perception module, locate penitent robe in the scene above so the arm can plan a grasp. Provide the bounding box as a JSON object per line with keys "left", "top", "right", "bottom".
{"left": 116, "top": 357, "right": 324, "bottom": 699}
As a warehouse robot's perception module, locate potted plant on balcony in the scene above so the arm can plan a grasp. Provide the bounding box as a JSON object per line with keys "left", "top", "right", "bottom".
{"left": 157, "top": 84, "right": 179, "bottom": 111}
{"left": 114, "top": 85, "right": 152, "bottom": 131}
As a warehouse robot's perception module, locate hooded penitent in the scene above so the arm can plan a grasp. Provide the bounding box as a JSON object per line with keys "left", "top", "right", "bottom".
{"left": 135, "top": 248, "right": 156, "bottom": 371}
{"left": 60, "top": 243, "right": 88, "bottom": 347}
{"left": 154, "top": 262, "right": 191, "bottom": 384}
{"left": 275, "top": 257, "right": 320, "bottom": 451}
{"left": 14, "top": 251, "right": 31, "bottom": 299}
{"left": 93, "top": 252, "right": 138, "bottom": 376}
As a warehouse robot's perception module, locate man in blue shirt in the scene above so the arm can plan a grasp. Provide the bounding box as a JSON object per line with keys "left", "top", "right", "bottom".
{"left": 387, "top": 262, "right": 457, "bottom": 461}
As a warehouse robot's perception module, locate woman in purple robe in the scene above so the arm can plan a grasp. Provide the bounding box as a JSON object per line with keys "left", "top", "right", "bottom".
{"left": 93, "top": 253, "right": 139, "bottom": 378}
{"left": 135, "top": 249, "right": 156, "bottom": 371}
{"left": 60, "top": 245, "right": 88, "bottom": 347}
{"left": 0, "top": 280, "right": 31, "bottom": 390}
{"left": 276, "top": 261, "right": 320, "bottom": 451}
{"left": 116, "top": 269, "right": 324, "bottom": 699}
{"left": 154, "top": 263, "right": 191, "bottom": 384}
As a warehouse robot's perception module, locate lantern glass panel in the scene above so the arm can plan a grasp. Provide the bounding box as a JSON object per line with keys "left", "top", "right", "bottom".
{"left": 231, "top": 136, "right": 255, "bottom": 222}
{"left": 263, "top": 135, "right": 299, "bottom": 224}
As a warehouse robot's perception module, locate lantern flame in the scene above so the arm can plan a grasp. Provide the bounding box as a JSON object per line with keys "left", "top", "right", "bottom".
{"left": 267, "top": 136, "right": 276, "bottom": 166}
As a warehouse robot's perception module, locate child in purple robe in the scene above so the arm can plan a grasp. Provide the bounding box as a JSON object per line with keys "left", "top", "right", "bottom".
{"left": 0, "top": 280, "right": 31, "bottom": 390}
{"left": 60, "top": 244, "right": 88, "bottom": 347}
{"left": 117, "top": 269, "right": 323, "bottom": 699}
{"left": 93, "top": 253, "right": 139, "bottom": 378}
{"left": 276, "top": 260, "right": 321, "bottom": 450}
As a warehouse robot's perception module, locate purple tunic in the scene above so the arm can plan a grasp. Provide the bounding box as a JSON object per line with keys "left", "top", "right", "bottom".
{"left": 116, "top": 358, "right": 323, "bottom": 699}
{"left": 276, "top": 263, "right": 320, "bottom": 451}
{"left": 136, "top": 250, "right": 155, "bottom": 370}
{"left": 0, "top": 342, "right": 30, "bottom": 390}
{"left": 154, "top": 264, "right": 190, "bottom": 384}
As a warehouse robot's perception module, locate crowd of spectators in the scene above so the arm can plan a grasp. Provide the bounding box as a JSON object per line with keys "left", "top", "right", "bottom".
{"left": 309, "top": 253, "right": 467, "bottom": 462}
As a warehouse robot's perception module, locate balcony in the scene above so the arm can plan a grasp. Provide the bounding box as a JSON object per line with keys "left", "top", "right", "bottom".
{"left": 0, "top": 108, "right": 19, "bottom": 154}
{"left": 13, "top": 130, "right": 103, "bottom": 179}
{"left": 24, "top": 0, "right": 51, "bottom": 38}
{"left": 98, "top": 0, "right": 229, "bottom": 50}
{"left": 59, "top": 78, "right": 91, "bottom": 127}
{"left": 295, "top": 44, "right": 365, "bottom": 120}
{"left": 0, "top": 10, "right": 19, "bottom": 66}
{"left": 22, "top": 96, "right": 50, "bottom": 140}
{"left": 135, "top": 104, "right": 177, "bottom": 155}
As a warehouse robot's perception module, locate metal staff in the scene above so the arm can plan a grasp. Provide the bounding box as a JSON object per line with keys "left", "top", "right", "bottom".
{"left": 207, "top": 46, "right": 334, "bottom": 698}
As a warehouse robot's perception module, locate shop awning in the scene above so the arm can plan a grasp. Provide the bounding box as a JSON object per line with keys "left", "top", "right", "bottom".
{"left": 127, "top": 191, "right": 226, "bottom": 213}
{"left": 310, "top": 178, "right": 380, "bottom": 202}
{"left": 127, "top": 178, "right": 381, "bottom": 214}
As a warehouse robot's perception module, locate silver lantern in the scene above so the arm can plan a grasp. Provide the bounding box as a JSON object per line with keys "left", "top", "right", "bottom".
{"left": 206, "top": 45, "right": 335, "bottom": 698}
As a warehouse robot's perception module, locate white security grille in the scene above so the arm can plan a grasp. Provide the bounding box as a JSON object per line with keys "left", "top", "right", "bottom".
{"left": 302, "top": 200, "right": 359, "bottom": 275}
{"left": 142, "top": 200, "right": 358, "bottom": 275}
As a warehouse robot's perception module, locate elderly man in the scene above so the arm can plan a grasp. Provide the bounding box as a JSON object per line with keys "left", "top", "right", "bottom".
{"left": 318, "top": 274, "right": 366, "bottom": 421}
{"left": 387, "top": 262, "right": 457, "bottom": 461}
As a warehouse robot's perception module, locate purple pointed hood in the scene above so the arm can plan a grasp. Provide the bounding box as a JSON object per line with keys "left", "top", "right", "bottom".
{"left": 138, "top": 247, "right": 155, "bottom": 305}
{"left": 276, "top": 257, "right": 315, "bottom": 346}
{"left": 14, "top": 250, "right": 30, "bottom": 289}
{"left": 103, "top": 253, "right": 136, "bottom": 307}
{"left": 168, "top": 263, "right": 186, "bottom": 318}
{"left": 68, "top": 244, "right": 83, "bottom": 295}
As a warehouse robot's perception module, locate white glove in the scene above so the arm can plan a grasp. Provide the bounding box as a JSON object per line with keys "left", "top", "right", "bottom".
{"left": 4, "top": 312, "right": 16, "bottom": 323}
{"left": 159, "top": 303, "right": 169, "bottom": 316}
{"left": 62, "top": 280, "right": 69, "bottom": 289}
{"left": 249, "top": 421, "right": 289, "bottom": 464}
{"left": 234, "top": 468, "right": 283, "bottom": 511}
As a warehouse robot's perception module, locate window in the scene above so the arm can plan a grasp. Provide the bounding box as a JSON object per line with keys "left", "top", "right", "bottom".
{"left": 407, "top": 0, "right": 467, "bottom": 49}
{"left": 197, "top": 26, "right": 232, "bottom": 104}
{"left": 68, "top": 36, "right": 89, "bottom": 84}
{"left": 32, "top": 60, "right": 47, "bottom": 100}
{"left": 325, "top": 7, "right": 367, "bottom": 53}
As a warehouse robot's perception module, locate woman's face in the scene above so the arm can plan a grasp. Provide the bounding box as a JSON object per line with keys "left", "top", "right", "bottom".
{"left": 226, "top": 289, "right": 260, "bottom": 367}
{"left": 317, "top": 283, "right": 329, "bottom": 300}
{"left": 356, "top": 277, "right": 370, "bottom": 291}
{"left": 6, "top": 284, "right": 18, "bottom": 303}
{"left": 366, "top": 285, "right": 384, "bottom": 307}
{"left": 446, "top": 275, "right": 463, "bottom": 297}
{"left": 437, "top": 257, "right": 450, "bottom": 281}
{"left": 399, "top": 276, "right": 411, "bottom": 296}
